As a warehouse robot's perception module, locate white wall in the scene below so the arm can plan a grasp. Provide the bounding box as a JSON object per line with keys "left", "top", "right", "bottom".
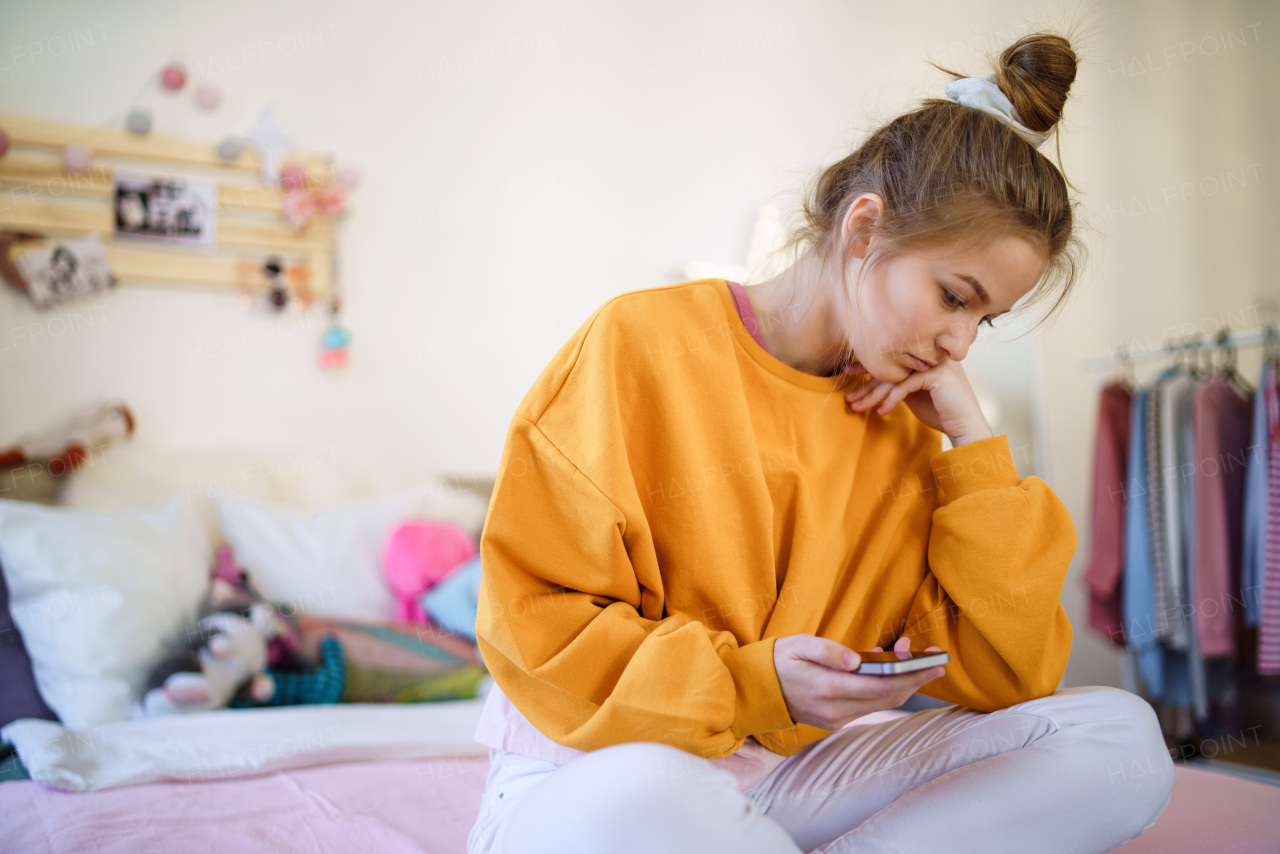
{"left": 1, "top": 0, "right": 1276, "bottom": 692}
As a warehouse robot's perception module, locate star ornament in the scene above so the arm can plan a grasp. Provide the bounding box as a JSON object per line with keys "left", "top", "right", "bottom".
{"left": 245, "top": 105, "right": 293, "bottom": 184}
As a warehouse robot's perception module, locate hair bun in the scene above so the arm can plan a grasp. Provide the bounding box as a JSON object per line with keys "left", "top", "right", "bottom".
{"left": 991, "top": 33, "right": 1078, "bottom": 133}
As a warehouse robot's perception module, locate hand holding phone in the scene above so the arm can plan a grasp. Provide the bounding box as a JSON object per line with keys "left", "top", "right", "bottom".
{"left": 774, "top": 634, "right": 947, "bottom": 731}
{"left": 851, "top": 648, "right": 950, "bottom": 675}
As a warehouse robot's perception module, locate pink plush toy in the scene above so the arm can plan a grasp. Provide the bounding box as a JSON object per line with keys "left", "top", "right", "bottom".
{"left": 384, "top": 520, "right": 478, "bottom": 624}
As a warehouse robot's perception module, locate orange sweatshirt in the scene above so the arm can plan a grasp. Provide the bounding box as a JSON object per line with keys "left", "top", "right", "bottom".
{"left": 474, "top": 278, "right": 1077, "bottom": 761}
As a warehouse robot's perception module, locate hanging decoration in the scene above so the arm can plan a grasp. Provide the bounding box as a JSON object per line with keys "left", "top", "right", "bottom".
{"left": 319, "top": 291, "right": 351, "bottom": 370}
{"left": 245, "top": 105, "right": 293, "bottom": 184}
{"left": 216, "top": 136, "right": 243, "bottom": 162}
{"left": 12, "top": 57, "right": 360, "bottom": 372}
{"left": 62, "top": 142, "right": 92, "bottom": 173}
{"left": 265, "top": 256, "right": 288, "bottom": 310}
{"left": 116, "top": 60, "right": 225, "bottom": 143}
{"left": 125, "top": 108, "right": 153, "bottom": 136}
{"left": 278, "top": 168, "right": 349, "bottom": 230}
{"left": 160, "top": 61, "right": 187, "bottom": 92}
{"left": 232, "top": 254, "right": 317, "bottom": 314}
{"left": 194, "top": 82, "right": 222, "bottom": 111}
{"left": 281, "top": 183, "right": 318, "bottom": 228}
{"left": 279, "top": 164, "right": 307, "bottom": 191}
{"left": 287, "top": 256, "right": 313, "bottom": 308}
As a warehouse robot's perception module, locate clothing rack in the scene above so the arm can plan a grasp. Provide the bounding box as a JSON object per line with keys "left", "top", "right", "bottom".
{"left": 1076, "top": 325, "right": 1280, "bottom": 382}
{"left": 1076, "top": 322, "right": 1280, "bottom": 755}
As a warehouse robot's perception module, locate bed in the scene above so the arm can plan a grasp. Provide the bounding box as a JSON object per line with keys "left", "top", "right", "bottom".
{"left": 2, "top": 439, "right": 1279, "bottom": 854}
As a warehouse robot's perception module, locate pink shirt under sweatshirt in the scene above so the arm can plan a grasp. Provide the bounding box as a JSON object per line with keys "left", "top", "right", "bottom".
{"left": 472, "top": 281, "right": 789, "bottom": 790}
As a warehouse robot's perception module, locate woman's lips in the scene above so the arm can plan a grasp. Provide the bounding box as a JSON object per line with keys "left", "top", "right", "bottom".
{"left": 908, "top": 354, "right": 932, "bottom": 371}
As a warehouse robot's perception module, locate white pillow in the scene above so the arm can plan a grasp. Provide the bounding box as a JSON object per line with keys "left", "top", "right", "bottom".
{"left": 212, "top": 491, "right": 432, "bottom": 621}
{"left": 62, "top": 440, "right": 492, "bottom": 549}
{"left": 0, "top": 497, "right": 211, "bottom": 729}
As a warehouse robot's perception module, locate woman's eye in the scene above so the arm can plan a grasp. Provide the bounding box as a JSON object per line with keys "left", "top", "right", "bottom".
{"left": 942, "top": 287, "right": 996, "bottom": 328}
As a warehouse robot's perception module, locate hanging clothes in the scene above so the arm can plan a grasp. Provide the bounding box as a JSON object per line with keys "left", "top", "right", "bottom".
{"left": 1154, "top": 378, "right": 1198, "bottom": 717}
{"left": 1098, "top": 344, "right": 1277, "bottom": 730}
{"left": 1122, "top": 383, "right": 1165, "bottom": 698}
{"left": 1242, "top": 360, "right": 1271, "bottom": 629}
{"left": 1157, "top": 371, "right": 1197, "bottom": 653}
{"left": 1179, "top": 386, "right": 1218, "bottom": 725}
{"left": 1083, "top": 381, "right": 1133, "bottom": 647}
{"left": 1259, "top": 364, "right": 1280, "bottom": 673}
{"left": 1144, "top": 372, "right": 1177, "bottom": 643}
{"left": 1191, "top": 374, "right": 1252, "bottom": 657}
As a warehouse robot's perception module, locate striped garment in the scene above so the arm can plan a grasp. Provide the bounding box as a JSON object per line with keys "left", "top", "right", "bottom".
{"left": 1242, "top": 361, "right": 1271, "bottom": 628}
{"left": 1259, "top": 362, "right": 1280, "bottom": 673}
{"left": 1145, "top": 383, "right": 1173, "bottom": 639}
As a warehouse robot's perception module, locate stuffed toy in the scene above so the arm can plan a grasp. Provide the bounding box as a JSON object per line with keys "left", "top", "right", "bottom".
{"left": 0, "top": 399, "right": 134, "bottom": 503}
{"left": 209, "top": 544, "right": 305, "bottom": 671}
{"left": 384, "top": 520, "right": 478, "bottom": 624}
{"left": 142, "top": 602, "right": 280, "bottom": 715}
{"left": 142, "top": 546, "right": 307, "bottom": 716}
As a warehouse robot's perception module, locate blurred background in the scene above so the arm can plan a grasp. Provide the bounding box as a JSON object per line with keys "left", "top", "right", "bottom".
{"left": 1, "top": 0, "right": 1277, "bottom": 767}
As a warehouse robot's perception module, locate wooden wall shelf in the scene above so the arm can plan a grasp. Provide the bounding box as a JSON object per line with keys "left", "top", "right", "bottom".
{"left": 0, "top": 111, "right": 340, "bottom": 300}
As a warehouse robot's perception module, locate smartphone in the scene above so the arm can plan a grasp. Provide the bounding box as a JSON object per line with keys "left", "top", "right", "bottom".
{"left": 851, "top": 650, "right": 949, "bottom": 675}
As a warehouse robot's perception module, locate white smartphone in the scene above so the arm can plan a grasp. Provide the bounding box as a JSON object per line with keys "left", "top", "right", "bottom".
{"left": 851, "top": 650, "right": 950, "bottom": 675}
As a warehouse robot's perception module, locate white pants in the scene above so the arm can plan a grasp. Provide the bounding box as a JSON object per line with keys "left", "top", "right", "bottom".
{"left": 466, "top": 685, "right": 1175, "bottom": 854}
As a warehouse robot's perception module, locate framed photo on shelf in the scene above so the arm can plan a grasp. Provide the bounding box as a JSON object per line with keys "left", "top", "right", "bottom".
{"left": 112, "top": 169, "right": 218, "bottom": 248}
{"left": 9, "top": 233, "right": 117, "bottom": 309}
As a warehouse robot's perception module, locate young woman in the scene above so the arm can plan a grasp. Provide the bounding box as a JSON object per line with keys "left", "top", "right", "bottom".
{"left": 468, "top": 31, "right": 1175, "bottom": 854}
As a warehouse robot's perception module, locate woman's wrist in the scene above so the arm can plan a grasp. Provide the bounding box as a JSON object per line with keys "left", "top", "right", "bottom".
{"left": 947, "top": 425, "right": 995, "bottom": 447}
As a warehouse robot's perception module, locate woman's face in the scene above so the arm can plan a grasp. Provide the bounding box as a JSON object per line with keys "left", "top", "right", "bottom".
{"left": 843, "top": 235, "right": 1048, "bottom": 381}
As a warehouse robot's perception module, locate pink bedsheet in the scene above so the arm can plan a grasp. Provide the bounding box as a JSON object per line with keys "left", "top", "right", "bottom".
{"left": 0, "top": 757, "right": 490, "bottom": 854}
{"left": 1, "top": 755, "right": 1278, "bottom": 853}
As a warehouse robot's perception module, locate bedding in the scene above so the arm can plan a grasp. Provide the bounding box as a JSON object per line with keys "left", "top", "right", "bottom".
{"left": 0, "top": 558, "right": 58, "bottom": 729}
{"left": 58, "top": 440, "right": 490, "bottom": 551}
{"left": 0, "top": 497, "right": 211, "bottom": 729}
{"left": 211, "top": 491, "right": 433, "bottom": 621}
{"left": 3, "top": 702, "right": 1280, "bottom": 854}
{"left": 0, "top": 439, "right": 503, "bottom": 850}
{"left": 0, "top": 754, "right": 491, "bottom": 854}
{"left": 0, "top": 698, "right": 488, "bottom": 793}
{"left": 289, "top": 613, "right": 488, "bottom": 702}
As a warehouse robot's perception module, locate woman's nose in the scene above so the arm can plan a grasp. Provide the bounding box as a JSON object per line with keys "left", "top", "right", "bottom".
{"left": 936, "top": 320, "right": 977, "bottom": 362}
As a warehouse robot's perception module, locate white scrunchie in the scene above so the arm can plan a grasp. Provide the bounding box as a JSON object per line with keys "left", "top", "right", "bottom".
{"left": 944, "top": 73, "right": 1054, "bottom": 149}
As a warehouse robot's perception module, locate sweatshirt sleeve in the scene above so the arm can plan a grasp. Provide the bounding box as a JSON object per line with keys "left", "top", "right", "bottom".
{"left": 474, "top": 414, "right": 797, "bottom": 760}
{"left": 898, "top": 433, "right": 1077, "bottom": 712}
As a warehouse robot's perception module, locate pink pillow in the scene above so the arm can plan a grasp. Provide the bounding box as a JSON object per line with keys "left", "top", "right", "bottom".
{"left": 383, "top": 520, "right": 477, "bottom": 623}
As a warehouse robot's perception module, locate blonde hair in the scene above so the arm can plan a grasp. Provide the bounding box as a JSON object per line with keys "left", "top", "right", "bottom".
{"left": 748, "top": 30, "right": 1090, "bottom": 392}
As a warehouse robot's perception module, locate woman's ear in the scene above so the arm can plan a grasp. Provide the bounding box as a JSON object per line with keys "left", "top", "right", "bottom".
{"left": 840, "top": 193, "right": 884, "bottom": 259}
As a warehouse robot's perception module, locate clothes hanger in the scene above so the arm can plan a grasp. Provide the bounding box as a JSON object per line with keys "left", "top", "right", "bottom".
{"left": 1262, "top": 325, "right": 1280, "bottom": 390}
{"left": 1213, "top": 328, "right": 1254, "bottom": 398}
{"left": 1161, "top": 335, "right": 1186, "bottom": 379}
{"left": 1189, "top": 336, "right": 1205, "bottom": 379}
{"left": 1263, "top": 325, "right": 1280, "bottom": 370}
{"left": 1110, "top": 343, "right": 1137, "bottom": 390}
{"left": 1175, "top": 335, "right": 1197, "bottom": 379}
